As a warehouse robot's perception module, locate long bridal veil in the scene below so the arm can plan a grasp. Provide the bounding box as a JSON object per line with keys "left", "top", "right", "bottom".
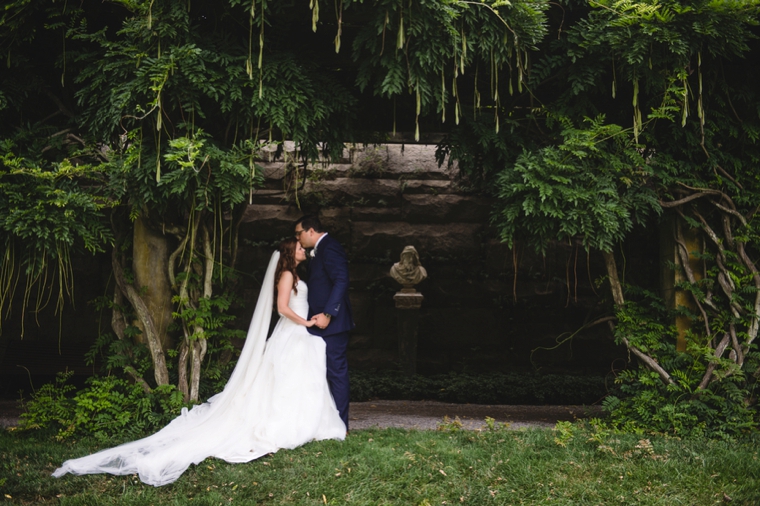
{"left": 53, "top": 252, "right": 282, "bottom": 486}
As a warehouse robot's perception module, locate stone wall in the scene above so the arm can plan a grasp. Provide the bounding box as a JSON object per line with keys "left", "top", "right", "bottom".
{"left": 237, "top": 143, "right": 627, "bottom": 376}
{"left": 0, "top": 143, "right": 631, "bottom": 397}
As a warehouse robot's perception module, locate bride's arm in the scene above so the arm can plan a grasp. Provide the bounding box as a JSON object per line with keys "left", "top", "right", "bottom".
{"left": 277, "top": 271, "right": 315, "bottom": 327}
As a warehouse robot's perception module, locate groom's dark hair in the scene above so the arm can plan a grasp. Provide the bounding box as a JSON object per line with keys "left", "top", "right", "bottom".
{"left": 295, "top": 214, "right": 324, "bottom": 233}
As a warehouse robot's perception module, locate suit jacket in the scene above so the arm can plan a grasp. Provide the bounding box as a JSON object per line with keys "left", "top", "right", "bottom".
{"left": 306, "top": 234, "right": 354, "bottom": 337}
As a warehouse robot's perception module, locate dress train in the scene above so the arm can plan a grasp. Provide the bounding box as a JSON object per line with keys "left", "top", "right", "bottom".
{"left": 52, "top": 252, "right": 345, "bottom": 486}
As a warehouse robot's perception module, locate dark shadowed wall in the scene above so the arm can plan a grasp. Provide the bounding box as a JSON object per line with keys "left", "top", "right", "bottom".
{"left": 1, "top": 143, "right": 637, "bottom": 397}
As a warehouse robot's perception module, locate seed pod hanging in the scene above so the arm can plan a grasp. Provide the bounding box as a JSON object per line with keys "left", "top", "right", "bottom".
{"left": 311, "top": 0, "right": 319, "bottom": 32}
{"left": 156, "top": 128, "right": 161, "bottom": 182}
{"left": 632, "top": 79, "right": 640, "bottom": 142}
{"left": 334, "top": 0, "right": 343, "bottom": 53}
{"left": 473, "top": 64, "right": 480, "bottom": 118}
{"left": 246, "top": 1, "right": 255, "bottom": 79}
{"left": 258, "top": 13, "right": 264, "bottom": 69}
{"left": 397, "top": 10, "right": 405, "bottom": 49}
{"left": 441, "top": 66, "right": 446, "bottom": 123}
{"left": 681, "top": 78, "right": 689, "bottom": 127}
{"left": 415, "top": 80, "right": 421, "bottom": 142}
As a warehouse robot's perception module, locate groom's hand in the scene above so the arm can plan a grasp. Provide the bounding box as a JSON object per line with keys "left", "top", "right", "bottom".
{"left": 314, "top": 313, "right": 331, "bottom": 329}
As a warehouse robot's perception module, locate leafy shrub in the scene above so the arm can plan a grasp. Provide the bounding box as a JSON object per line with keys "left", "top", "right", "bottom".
{"left": 19, "top": 372, "right": 185, "bottom": 442}
{"left": 349, "top": 370, "right": 607, "bottom": 405}
{"left": 602, "top": 366, "right": 759, "bottom": 439}
{"left": 602, "top": 300, "right": 760, "bottom": 438}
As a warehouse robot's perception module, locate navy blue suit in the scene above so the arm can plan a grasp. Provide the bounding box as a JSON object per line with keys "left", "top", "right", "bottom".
{"left": 306, "top": 234, "right": 354, "bottom": 428}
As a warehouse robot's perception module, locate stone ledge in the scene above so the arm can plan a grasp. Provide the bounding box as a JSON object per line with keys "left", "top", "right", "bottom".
{"left": 350, "top": 222, "right": 484, "bottom": 257}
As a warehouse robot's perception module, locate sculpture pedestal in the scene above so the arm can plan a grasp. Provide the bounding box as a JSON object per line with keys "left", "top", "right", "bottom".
{"left": 394, "top": 289, "right": 424, "bottom": 377}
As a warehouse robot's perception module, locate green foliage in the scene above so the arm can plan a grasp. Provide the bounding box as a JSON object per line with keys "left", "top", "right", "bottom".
{"left": 603, "top": 300, "right": 760, "bottom": 438}
{"left": 15, "top": 371, "right": 77, "bottom": 434}
{"left": 0, "top": 147, "right": 112, "bottom": 255}
{"left": 479, "top": 0, "right": 760, "bottom": 438}
{"left": 171, "top": 291, "right": 246, "bottom": 396}
{"left": 493, "top": 116, "right": 660, "bottom": 254}
{"left": 0, "top": 140, "right": 114, "bottom": 330}
{"left": 552, "top": 420, "right": 575, "bottom": 447}
{"left": 85, "top": 330, "right": 154, "bottom": 379}
{"left": 352, "top": 0, "right": 549, "bottom": 125}
{"left": 350, "top": 370, "right": 606, "bottom": 405}
{"left": 3, "top": 0, "right": 760, "bottom": 438}
{"left": 18, "top": 372, "right": 185, "bottom": 442}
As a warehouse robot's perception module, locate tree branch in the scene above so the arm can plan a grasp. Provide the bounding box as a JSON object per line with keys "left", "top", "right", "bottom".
{"left": 111, "top": 246, "right": 170, "bottom": 386}
{"left": 202, "top": 222, "right": 214, "bottom": 299}
{"left": 660, "top": 190, "right": 720, "bottom": 208}
{"left": 736, "top": 241, "right": 760, "bottom": 350}
{"left": 43, "top": 89, "right": 76, "bottom": 118}
{"left": 602, "top": 250, "right": 624, "bottom": 306}
{"left": 168, "top": 233, "right": 189, "bottom": 288}
{"left": 603, "top": 251, "right": 674, "bottom": 385}
{"left": 673, "top": 217, "right": 714, "bottom": 331}
{"left": 715, "top": 165, "right": 743, "bottom": 190}
{"left": 729, "top": 322, "right": 744, "bottom": 367}
{"left": 692, "top": 209, "right": 744, "bottom": 317}
{"left": 619, "top": 333, "right": 675, "bottom": 385}
{"left": 710, "top": 200, "right": 747, "bottom": 227}
{"left": 124, "top": 366, "right": 152, "bottom": 393}
{"left": 697, "top": 332, "right": 731, "bottom": 390}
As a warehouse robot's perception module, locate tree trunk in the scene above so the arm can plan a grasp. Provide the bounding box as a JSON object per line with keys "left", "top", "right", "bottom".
{"left": 602, "top": 250, "right": 625, "bottom": 306}
{"left": 177, "top": 339, "right": 190, "bottom": 400}
{"left": 111, "top": 246, "right": 170, "bottom": 386}
{"left": 132, "top": 215, "right": 174, "bottom": 351}
{"left": 188, "top": 224, "right": 215, "bottom": 402}
{"left": 602, "top": 250, "right": 674, "bottom": 385}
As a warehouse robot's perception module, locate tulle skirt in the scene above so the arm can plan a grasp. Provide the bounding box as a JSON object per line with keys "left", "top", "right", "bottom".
{"left": 52, "top": 319, "right": 345, "bottom": 486}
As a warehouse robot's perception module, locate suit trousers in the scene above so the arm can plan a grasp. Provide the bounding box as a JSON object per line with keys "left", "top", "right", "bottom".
{"left": 323, "top": 331, "right": 350, "bottom": 429}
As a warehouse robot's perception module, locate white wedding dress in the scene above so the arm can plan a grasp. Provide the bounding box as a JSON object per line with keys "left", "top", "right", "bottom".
{"left": 52, "top": 252, "right": 345, "bottom": 486}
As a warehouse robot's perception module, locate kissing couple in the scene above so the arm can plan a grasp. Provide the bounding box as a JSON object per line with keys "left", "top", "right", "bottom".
{"left": 53, "top": 215, "right": 354, "bottom": 486}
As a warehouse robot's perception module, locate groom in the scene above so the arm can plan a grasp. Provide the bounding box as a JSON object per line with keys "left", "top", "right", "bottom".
{"left": 295, "top": 215, "right": 354, "bottom": 429}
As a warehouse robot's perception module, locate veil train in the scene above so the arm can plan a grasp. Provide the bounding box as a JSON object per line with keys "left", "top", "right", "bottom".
{"left": 52, "top": 251, "right": 307, "bottom": 487}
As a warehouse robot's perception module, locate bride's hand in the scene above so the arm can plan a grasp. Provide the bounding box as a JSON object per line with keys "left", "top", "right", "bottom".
{"left": 304, "top": 317, "right": 317, "bottom": 328}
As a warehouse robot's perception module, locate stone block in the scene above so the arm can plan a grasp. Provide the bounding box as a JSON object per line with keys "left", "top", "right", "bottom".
{"left": 401, "top": 179, "right": 455, "bottom": 194}
{"left": 402, "top": 194, "right": 493, "bottom": 223}
{"left": 345, "top": 144, "right": 452, "bottom": 180}
{"left": 351, "top": 206, "right": 403, "bottom": 223}
{"left": 239, "top": 204, "right": 302, "bottom": 242}
{"left": 256, "top": 161, "right": 287, "bottom": 181}
{"left": 385, "top": 144, "right": 452, "bottom": 179}
{"left": 319, "top": 207, "right": 351, "bottom": 244}
{"left": 350, "top": 222, "right": 483, "bottom": 258}
{"left": 303, "top": 178, "right": 403, "bottom": 207}
{"left": 248, "top": 188, "right": 290, "bottom": 205}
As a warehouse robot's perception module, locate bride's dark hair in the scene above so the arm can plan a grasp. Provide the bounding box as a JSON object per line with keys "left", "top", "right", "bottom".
{"left": 275, "top": 237, "right": 299, "bottom": 295}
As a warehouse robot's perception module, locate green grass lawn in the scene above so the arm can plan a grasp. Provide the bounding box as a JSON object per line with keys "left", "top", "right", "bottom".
{"left": 2, "top": 424, "right": 759, "bottom": 505}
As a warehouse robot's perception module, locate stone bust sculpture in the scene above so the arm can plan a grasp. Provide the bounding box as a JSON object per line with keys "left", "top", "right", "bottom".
{"left": 390, "top": 246, "right": 427, "bottom": 288}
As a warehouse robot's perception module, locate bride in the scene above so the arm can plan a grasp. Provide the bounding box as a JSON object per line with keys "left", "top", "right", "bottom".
{"left": 53, "top": 238, "right": 346, "bottom": 486}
